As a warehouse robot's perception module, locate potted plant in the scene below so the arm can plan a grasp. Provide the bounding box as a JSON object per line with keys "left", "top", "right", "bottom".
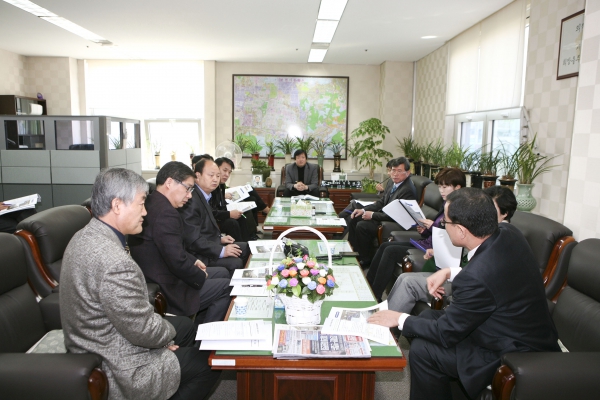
{"left": 514, "top": 135, "right": 560, "bottom": 212}
{"left": 411, "top": 143, "right": 423, "bottom": 176}
{"left": 420, "top": 142, "right": 434, "bottom": 179}
{"left": 350, "top": 118, "right": 394, "bottom": 179}
{"left": 295, "top": 136, "right": 314, "bottom": 155}
{"left": 329, "top": 138, "right": 345, "bottom": 172}
{"left": 396, "top": 136, "right": 415, "bottom": 173}
{"left": 265, "top": 138, "right": 277, "bottom": 171}
{"left": 429, "top": 140, "right": 445, "bottom": 179}
{"left": 498, "top": 144, "right": 519, "bottom": 191}
{"left": 312, "top": 138, "right": 330, "bottom": 168}
{"left": 478, "top": 149, "right": 502, "bottom": 188}
{"left": 276, "top": 137, "right": 296, "bottom": 164}
{"left": 347, "top": 138, "right": 360, "bottom": 172}
{"left": 361, "top": 177, "right": 378, "bottom": 194}
{"left": 461, "top": 150, "right": 479, "bottom": 187}
{"left": 251, "top": 158, "right": 271, "bottom": 181}
{"left": 234, "top": 133, "right": 252, "bottom": 156}
{"left": 247, "top": 140, "right": 263, "bottom": 161}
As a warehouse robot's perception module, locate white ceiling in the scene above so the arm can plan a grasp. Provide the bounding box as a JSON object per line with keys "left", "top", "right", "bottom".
{"left": 0, "top": 0, "right": 513, "bottom": 64}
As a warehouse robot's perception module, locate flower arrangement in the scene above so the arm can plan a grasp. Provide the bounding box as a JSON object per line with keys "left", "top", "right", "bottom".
{"left": 266, "top": 255, "right": 338, "bottom": 303}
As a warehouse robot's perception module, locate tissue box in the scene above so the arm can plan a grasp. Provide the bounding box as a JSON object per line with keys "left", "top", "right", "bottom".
{"left": 290, "top": 200, "right": 312, "bottom": 217}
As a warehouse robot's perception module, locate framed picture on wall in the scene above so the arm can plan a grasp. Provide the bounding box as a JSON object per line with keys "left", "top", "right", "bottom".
{"left": 557, "top": 9, "right": 585, "bottom": 80}
{"left": 232, "top": 75, "right": 349, "bottom": 158}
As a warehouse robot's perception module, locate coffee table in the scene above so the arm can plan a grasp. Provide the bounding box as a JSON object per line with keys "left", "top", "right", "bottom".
{"left": 209, "top": 240, "right": 406, "bottom": 400}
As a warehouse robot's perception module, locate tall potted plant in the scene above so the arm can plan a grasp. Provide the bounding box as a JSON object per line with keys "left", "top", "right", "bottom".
{"left": 514, "top": 135, "right": 560, "bottom": 212}
{"left": 461, "top": 150, "right": 479, "bottom": 187}
{"left": 411, "top": 143, "right": 423, "bottom": 176}
{"left": 312, "top": 138, "right": 330, "bottom": 168}
{"left": 276, "top": 137, "right": 296, "bottom": 164}
{"left": 350, "top": 118, "right": 394, "bottom": 179}
{"left": 429, "top": 140, "right": 445, "bottom": 180}
{"left": 295, "top": 136, "right": 314, "bottom": 155}
{"left": 265, "top": 138, "right": 277, "bottom": 171}
{"left": 329, "top": 138, "right": 345, "bottom": 172}
{"left": 247, "top": 140, "right": 263, "bottom": 161}
{"left": 478, "top": 150, "right": 501, "bottom": 188}
{"left": 498, "top": 144, "right": 519, "bottom": 191}
{"left": 251, "top": 158, "right": 271, "bottom": 181}
{"left": 234, "top": 133, "right": 252, "bottom": 156}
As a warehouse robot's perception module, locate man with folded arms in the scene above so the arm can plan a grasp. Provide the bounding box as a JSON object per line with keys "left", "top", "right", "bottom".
{"left": 179, "top": 158, "right": 250, "bottom": 276}
{"left": 61, "top": 168, "right": 220, "bottom": 400}
{"left": 369, "top": 188, "right": 559, "bottom": 399}
{"left": 130, "top": 161, "right": 232, "bottom": 323}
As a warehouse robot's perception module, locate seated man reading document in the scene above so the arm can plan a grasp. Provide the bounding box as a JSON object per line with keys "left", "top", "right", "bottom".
{"left": 368, "top": 188, "right": 559, "bottom": 400}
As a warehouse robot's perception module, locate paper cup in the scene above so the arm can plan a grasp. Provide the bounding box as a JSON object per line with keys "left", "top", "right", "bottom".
{"left": 234, "top": 297, "right": 248, "bottom": 316}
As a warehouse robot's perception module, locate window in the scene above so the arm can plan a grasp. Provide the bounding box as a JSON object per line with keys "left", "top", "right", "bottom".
{"left": 145, "top": 119, "right": 203, "bottom": 170}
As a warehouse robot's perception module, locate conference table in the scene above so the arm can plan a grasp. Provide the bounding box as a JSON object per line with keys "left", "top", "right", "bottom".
{"left": 262, "top": 197, "right": 346, "bottom": 239}
{"left": 209, "top": 240, "right": 406, "bottom": 400}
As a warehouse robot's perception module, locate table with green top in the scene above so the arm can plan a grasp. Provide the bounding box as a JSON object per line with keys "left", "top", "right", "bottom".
{"left": 263, "top": 197, "right": 346, "bottom": 239}
{"left": 209, "top": 239, "right": 405, "bottom": 400}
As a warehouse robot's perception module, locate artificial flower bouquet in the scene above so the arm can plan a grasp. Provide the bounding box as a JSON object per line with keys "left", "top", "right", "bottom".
{"left": 265, "top": 255, "right": 338, "bottom": 303}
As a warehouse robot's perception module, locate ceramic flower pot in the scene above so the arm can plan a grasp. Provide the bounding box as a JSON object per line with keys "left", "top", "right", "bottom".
{"left": 280, "top": 295, "right": 324, "bottom": 325}
{"left": 516, "top": 183, "right": 536, "bottom": 212}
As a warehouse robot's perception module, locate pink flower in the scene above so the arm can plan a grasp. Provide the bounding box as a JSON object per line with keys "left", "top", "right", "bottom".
{"left": 289, "top": 266, "right": 298, "bottom": 271}
{"left": 306, "top": 261, "right": 316, "bottom": 267}
{"left": 316, "top": 284, "right": 325, "bottom": 294}
{"left": 289, "top": 278, "right": 298, "bottom": 287}
{"left": 327, "top": 275, "right": 335, "bottom": 282}
{"left": 310, "top": 269, "right": 319, "bottom": 276}
{"left": 281, "top": 269, "right": 290, "bottom": 278}
{"left": 299, "top": 269, "right": 310, "bottom": 277}
{"left": 303, "top": 254, "right": 309, "bottom": 261}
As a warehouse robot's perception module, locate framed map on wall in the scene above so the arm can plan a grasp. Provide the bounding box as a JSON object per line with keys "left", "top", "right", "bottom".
{"left": 233, "top": 75, "right": 349, "bottom": 158}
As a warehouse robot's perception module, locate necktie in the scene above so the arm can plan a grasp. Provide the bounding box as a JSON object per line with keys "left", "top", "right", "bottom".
{"left": 391, "top": 184, "right": 398, "bottom": 194}
{"left": 460, "top": 250, "right": 469, "bottom": 267}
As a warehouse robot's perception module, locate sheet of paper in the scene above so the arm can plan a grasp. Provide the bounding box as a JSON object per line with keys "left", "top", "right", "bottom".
{"left": 227, "top": 201, "right": 256, "bottom": 212}
{"left": 322, "top": 303, "right": 393, "bottom": 345}
{"left": 316, "top": 218, "right": 346, "bottom": 226}
{"left": 382, "top": 199, "right": 418, "bottom": 230}
{"left": 225, "top": 186, "right": 250, "bottom": 203}
{"left": 230, "top": 285, "right": 272, "bottom": 297}
{"left": 432, "top": 227, "right": 463, "bottom": 269}
{"left": 230, "top": 297, "right": 274, "bottom": 319}
{"left": 200, "top": 338, "right": 272, "bottom": 351}
{"left": 264, "top": 216, "right": 288, "bottom": 224}
{"left": 317, "top": 241, "right": 352, "bottom": 255}
{"left": 195, "top": 320, "right": 271, "bottom": 341}
{"left": 324, "top": 265, "right": 374, "bottom": 302}
{"left": 356, "top": 200, "right": 375, "bottom": 207}
{"left": 0, "top": 194, "right": 40, "bottom": 215}
{"left": 248, "top": 240, "right": 284, "bottom": 255}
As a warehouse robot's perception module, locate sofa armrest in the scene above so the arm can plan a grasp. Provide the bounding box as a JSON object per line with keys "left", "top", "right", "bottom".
{"left": 496, "top": 352, "right": 600, "bottom": 400}
{"left": 379, "top": 221, "right": 406, "bottom": 245}
{"left": 276, "top": 184, "right": 285, "bottom": 197}
{"left": 402, "top": 248, "right": 426, "bottom": 273}
{"left": 146, "top": 283, "right": 167, "bottom": 316}
{"left": 39, "top": 292, "right": 62, "bottom": 331}
{"left": 389, "top": 230, "right": 421, "bottom": 243}
{"left": 0, "top": 353, "right": 107, "bottom": 400}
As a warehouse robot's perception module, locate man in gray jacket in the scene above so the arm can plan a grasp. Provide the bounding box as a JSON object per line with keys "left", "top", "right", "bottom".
{"left": 60, "top": 168, "right": 220, "bottom": 400}
{"left": 283, "top": 149, "right": 320, "bottom": 197}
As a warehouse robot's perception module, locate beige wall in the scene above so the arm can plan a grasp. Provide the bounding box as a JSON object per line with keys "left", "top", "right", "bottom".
{"left": 0, "top": 48, "right": 27, "bottom": 96}
{"left": 24, "top": 56, "right": 74, "bottom": 115}
{"left": 564, "top": 0, "right": 600, "bottom": 240}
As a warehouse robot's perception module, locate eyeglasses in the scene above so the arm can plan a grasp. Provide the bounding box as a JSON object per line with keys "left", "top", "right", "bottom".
{"left": 439, "top": 218, "right": 458, "bottom": 229}
{"left": 174, "top": 179, "right": 195, "bottom": 193}
{"left": 390, "top": 168, "right": 407, "bottom": 175}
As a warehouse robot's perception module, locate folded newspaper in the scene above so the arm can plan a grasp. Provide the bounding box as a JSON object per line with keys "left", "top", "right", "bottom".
{"left": 321, "top": 301, "right": 396, "bottom": 345}
{"left": 272, "top": 324, "right": 371, "bottom": 359}
{"left": 0, "top": 194, "right": 40, "bottom": 215}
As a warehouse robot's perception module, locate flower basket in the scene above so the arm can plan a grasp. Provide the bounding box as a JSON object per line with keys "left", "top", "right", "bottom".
{"left": 266, "top": 226, "right": 337, "bottom": 325}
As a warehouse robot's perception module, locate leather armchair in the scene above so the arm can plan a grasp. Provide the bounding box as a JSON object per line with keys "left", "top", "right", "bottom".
{"left": 0, "top": 233, "right": 108, "bottom": 400}
{"left": 276, "top": 163, "right": 328, "bottom": 198}
{"left": 491, "top": 238, "right": 600, "bottom": 400}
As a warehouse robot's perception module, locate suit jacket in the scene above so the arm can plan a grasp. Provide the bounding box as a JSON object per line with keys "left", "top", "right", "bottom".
{"left": 209, "top": 183, "right": 231, "bottom": 221}
{"left": 364, "top": 176, "right": 417, "bottom": 221}
{"left": 403, "top": 223, "right": 560, "bottom": 398}
{"left": 284, "top": 162, "right": 319, "bottom": 191}
{"left": 129, "top": 191, "right": 206, "bottom": 316}
{"left": 60, "top": 218, "right": 179, "bottom": 400}
{"left": 178, "top": 187, "right": 224, "bottom": 264}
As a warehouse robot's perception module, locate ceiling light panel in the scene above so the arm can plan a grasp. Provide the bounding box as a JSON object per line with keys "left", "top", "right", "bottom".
{"left": 313, "top": 20, "right": 339, "bottom": 43}
{"left": 308, "top": 49, "right": 327, "bottom": 63}
{"left": 317, "top": 0, "right": 348, "bottom": 20}
{"left": 3, "top": 0, "right": 56, "bottom": 16}
{"left": 41, "top": 17, "right": 108, "bottom": 42}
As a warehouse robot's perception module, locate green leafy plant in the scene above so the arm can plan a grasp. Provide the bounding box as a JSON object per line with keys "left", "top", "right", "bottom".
{"left": 499, "top": 143, "right": 519, "bottom": 179}
{"left": 247, "top": 140, "right": 263, "bottom": 154}
{"left": 329, "top": 138, "right": 345, "bottom": 155}
{"left": 350, "top": 118, "right": 394, "bottom": 179}
{"left": 276, "top": 137, "right": 296, "bottom": 155}
{"left": 461, "top": 150, "right": 479, "bottom": 172}
{"left": 312, "top": 138, "right": 330, "bottom": 156}
{"left": 411, "top": 143, "right": 423, "bottom": 162}
{"left": 429, "top": 141, "right": 445, "bottom": 166}
{"left": 421, "top": 142, "right": 433, "bottom": 164}
{"left": 234, "top": 133, "right": 252, "bottom": 153}
{"left": 445, "top": 142, "right": 469, "bottom": 169}
{"left": 515, "top": 135, "right": 560, "bottom": 184}
{"left": 265, "top": 138, "right": 277, "bottom": 155}
{"left": 396, "top": 136, "right": 415, "bottom": 159}
{"left": 361, "top": 177, "right": 378, "bottom": 193}
{"left": 295, "top": 136, "right": 315, "bottom": 153}
{"left": 478, "top": 149, "right": 502, "bottom": 175}
{"left": 110, "top": 137, "right": 122, "bottom": 150}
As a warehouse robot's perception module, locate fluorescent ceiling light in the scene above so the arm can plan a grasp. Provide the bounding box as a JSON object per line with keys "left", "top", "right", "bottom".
{"left": 421, "top": 36, "right": 438, "bottom": 39}
{"left": 308, "top": 49, "right": 327, "bottom": 63}
{"left": 2, "top": 0, "right": 56, "bottom": 16}
{"left": 41, "top": 16, "right": 108, "bottom": 43}
{"left": 313, "top": 20, "right": 339, "bottom": 43}
{"left": 317, "top": 0, "right": 348, "bottom": 20}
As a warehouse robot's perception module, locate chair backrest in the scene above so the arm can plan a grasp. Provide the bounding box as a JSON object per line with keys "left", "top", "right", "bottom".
{"left": 410, "top": 175, "right": 433, "bottom": 206}
{"left": 146, "top": 177, "right": 157, "bottom": 193}
{"left": 280, "top": 163, "right": 324, "bottom": 185}
{"left": 15, "top": 205, "right": 91, "bottom": 297}
{"left": 0, "top": 233, "right": 47, "bottom": 353}
{"left": 420, "top": 182, "right": 443, "bottom": 220}
{"left": 552, "top": 238, "right": 600, "bottom": 352}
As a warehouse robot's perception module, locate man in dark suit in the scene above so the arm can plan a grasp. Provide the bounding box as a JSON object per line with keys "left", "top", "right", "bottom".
{"left": 368, "top": 188, "right": 560, "bottom": 399}
{"left": 129, "top": 161, "right": 232, "bottom": 323}
{"left": 347, "top": 157, "right": 417, "bottom": 267}
{"left": 179, "top": 159, "right": 250, "bottom": 276}
{"left": 283, "top": 149, "right": 319, "bottom": 197}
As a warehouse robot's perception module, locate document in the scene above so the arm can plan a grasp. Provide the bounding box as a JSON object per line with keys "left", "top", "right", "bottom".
{"left": 230, "top": 285, "right": 271, "bottom": 297}
{"left": 322, "top": 302, "right": 396, "bottom": 345}
{"left": 356, "top": 200, "right": 375, "bottom": 207}
{"left": 431, "top": 227, "right": 463, "bottom": 269}
{"left": 316, "top": 218, "right": 346, "bottom": 226}
{"left": 291, "top": 194, "right": 320, "bottom": 201}
{"left": 230, "top": 297, "right": 274, "bottom": 319}
{"left": 196, "top": 320, "right": 271, "bottom": 341}
{"left": 227, "top": 201, "right": 256, "bottom": 213}
{"left": 225, "top": 185, "right": 250, "bottom": 203}
{"left": 230, "top": 266, "right": 270, "bottom": 286}
{"left": 382, "top": 199, "right": 426, "bottom": 230}
{"left": 248, "top": 240, "right": 284, "bottom": 256}
{"left": 317, "top": 241, "right": 352, "bottom": 255}
{"left": 272, "top": 324, "right": 371, "bottom": 359}
{"left": 0, "top": 194, "right": 40, "bottom": 215}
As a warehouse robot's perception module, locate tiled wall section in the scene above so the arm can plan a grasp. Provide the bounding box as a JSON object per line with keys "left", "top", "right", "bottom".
{"left": 215, "top": 62, "right": 381, "bottom": 172}
{"left": 24, "top": 56, "right": 73, "bottom": 115}
{"left": 380, "top": 61, "right": 414, "bottom": 158}
{"left": 0, "top": 48, "right": 27, "bottom": 96}
{"left": 564, "top": 0, "right": 600, "bottom": 240}
{"left": 523, "top": 0, "right": 585, "bottom": 222}
{"left": 413, "top": 45, "right": 448, "bottom": 145}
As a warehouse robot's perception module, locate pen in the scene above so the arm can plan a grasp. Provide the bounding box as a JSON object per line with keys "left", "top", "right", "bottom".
{"left": 241, "top": 214, "right": 246, "bottom": 218}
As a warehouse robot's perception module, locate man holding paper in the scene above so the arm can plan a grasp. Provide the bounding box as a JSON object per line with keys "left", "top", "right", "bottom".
{"left": 347, "top": 157, "right": 416, "bottom": 267}
{"left": 368, "top": 188, "right": 559, "bottom": 399}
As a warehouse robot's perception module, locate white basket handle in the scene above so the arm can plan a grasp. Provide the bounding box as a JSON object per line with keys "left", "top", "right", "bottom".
{"left": 268, "top": 226, "right": 332, "bottom": 275}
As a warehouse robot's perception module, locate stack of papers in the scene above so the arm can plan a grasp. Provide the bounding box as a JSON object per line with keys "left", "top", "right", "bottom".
{"left": 225, "top": 185, "right": 251, "bottom": 203}
{"left": 322, "top": 302, "right": 396, "bottom": 346}
{"left": 197, "top": 320, "right": 272, "bottom": 351}
{"left": 226, "top": 201, "right": 256, "bottom": 212}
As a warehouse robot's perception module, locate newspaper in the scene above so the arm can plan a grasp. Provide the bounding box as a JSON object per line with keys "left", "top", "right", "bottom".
{"left": 322, "top": 301, "right": 396, "bottom": 345}
{"left": 0, "top": 194, "right": 40, "bottom": 215}
{"left": 272, "top": 324, "right": 371, "bottom": 359}
{"left": 225, "top": 185, "right": 250, "bottom": 203}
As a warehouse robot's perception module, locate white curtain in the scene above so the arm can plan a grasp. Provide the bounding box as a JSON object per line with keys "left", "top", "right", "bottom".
{"left": 447, "top": 0, "right": 526, "bottom": 115}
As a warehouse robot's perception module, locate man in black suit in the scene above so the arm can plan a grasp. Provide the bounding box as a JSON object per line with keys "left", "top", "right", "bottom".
{"left": 129, "top": 161, "right": 232, "bottom": 323}
{"left": 368, "top": 188, "right": 560, "bottom": 399}
{"left": 347, "top": 157, "right": 417, "bottom": 267}
{"left": 179, "top": 159, "right": 250, "bottom": 276}
{"left": 283, "top": 149, "right": 319, "bottom": 197}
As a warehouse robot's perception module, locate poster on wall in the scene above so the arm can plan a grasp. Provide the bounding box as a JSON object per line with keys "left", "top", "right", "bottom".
{"left": 557, "top": 9, "right": 585, "bottom": 80}
{"left": 232, "top": 75, "right": 349, "bottom": 158}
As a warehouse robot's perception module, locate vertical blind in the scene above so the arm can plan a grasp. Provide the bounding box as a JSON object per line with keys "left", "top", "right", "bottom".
{"left": 447, "top": 0, "right": 526, "bottom": 115}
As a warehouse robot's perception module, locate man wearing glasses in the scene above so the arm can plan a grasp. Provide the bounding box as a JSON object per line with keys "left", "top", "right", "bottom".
{"left": 348, "top": 157, "right": 416, "bottom": 267}
{"left": 130, "top": 161, "right": 232, "bottom": 324}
